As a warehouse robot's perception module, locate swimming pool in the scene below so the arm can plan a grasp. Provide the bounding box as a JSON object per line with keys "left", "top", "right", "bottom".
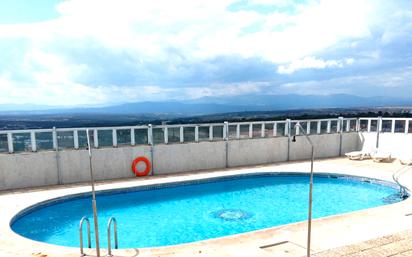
{"left": 11, "top": 173, "right": 405, "bottom": 249}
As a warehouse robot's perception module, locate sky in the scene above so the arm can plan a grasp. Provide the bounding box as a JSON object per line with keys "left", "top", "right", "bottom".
{"left": 0, "top": 0, "right": 412, "bottom": 106}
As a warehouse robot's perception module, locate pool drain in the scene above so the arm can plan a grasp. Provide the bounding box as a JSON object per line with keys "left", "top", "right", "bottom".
{"left": 211, "top": 209, "right": 252, "bottom": 221}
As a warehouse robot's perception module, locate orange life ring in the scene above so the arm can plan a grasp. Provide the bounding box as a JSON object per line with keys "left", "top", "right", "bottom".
{"left": 131, "top": 157, "right": 151, "bottom": 176}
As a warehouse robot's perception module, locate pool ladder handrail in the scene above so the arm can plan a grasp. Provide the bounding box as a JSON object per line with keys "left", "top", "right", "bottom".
{"left": 393, "top": 166, "right": 411, "bottom": 198}
{"left": 79, "top": 216, "right": 91, "bottom": 256}
{"left": 107, "top": 217, "right": 118, "bottom": 257}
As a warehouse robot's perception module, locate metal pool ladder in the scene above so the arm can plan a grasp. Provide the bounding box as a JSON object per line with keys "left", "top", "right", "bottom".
{"left": 107, "top": 217, "right": 118, "bottom": 257}
{"left": 393, "top": 166, "right": 410, "bottom": 199}
{"left": 79, "top": 216, "right": 91, "bottom": 256}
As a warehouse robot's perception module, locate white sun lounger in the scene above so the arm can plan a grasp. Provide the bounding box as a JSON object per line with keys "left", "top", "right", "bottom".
{"left": 345, "top": 150, "right": 373, "bottom": 160}
{"left": 371, "top": 151, "right": 392, "bottom": 162}
{"left": 398, "top": 156, "right": 412, "bottom": 165}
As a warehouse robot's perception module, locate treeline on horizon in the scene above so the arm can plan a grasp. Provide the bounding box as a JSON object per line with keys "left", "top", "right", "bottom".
{"left": 0, "top": 109, "right": 412, "bottom": 130}
{"left": 171, "top": 110, "right": 412, "bottom": 124}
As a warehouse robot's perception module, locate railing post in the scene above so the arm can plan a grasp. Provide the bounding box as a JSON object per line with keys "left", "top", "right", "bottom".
{"left": 180, "top": 127, "right": 184, "bottom": 143}
{"left": 346, "top": 119, "right": 350, "bottom": 132}
{"left": 147, "top": 124, "right": 154, "bottom": 175}
{"left": 112, "top": 129, "right": 118, "bottom": 147}
{"left": 261, "top": 123, "right": 265, "bottom": 138}
{"left": 52, "top": 127, "right": 58, "bottom": 150}
{"left": 317, "top": 121, "right": 321, "bottom": 134}
{"left": 286, "top": 119, "right": 291, "bottom": 161}
{"left": 195, "top": 126, "right": 199, "bottom": 142}
{"left": 148, "top": 125, "right": 153, "bottom": 145}
{"left": 236, "top": 124, "right": 240, "bottom": 139}
{"left": 295, "top": 122, "right": 300, "bottom": 136}
{"left": 30, "top": 131, "right": 37, "bottom": 152}
{"left": 285, "top": 119, "right": 290, "bottom": 136}
{"left": 93, "top": 129, "right": 99, "bottom": 148}
{"left": 164, "top": 126, "right": 168, "bottom": 144}
{"left": 356, "top": 118, "right": 360, "bottom": 132}
{"left": 224, "top": 122, "right": 229, "bottom": 168}
{"left": 406, "top": 120, "right": 410, "bottom": 134}
{"left": 273, "top": 122, "right": 277, "bottom": 137}
{"left": 391, "top": 119, "right": 396, "bottom": 133}
{"left": 367, "top": 119, "right": 371, "bottom": 132}
{"left": 337, "top": 117, "right": 343, "bottom": 133}
{"left": 130, "top": 128, "right": 135, "bottom": 146}
{"left": 378, "top": 117, "right": 382, "bottom": 133}
{"left": 7, "top": 132, "right": 13, "bottom": 153}
{"left": 209, "top": 125, "right": 213, "bottom": 141}
{"left": 307, "top": 122, "right": 311, "bottom": 135}
{"left": 74, "top": 130, "right": 79, "bottom": 149}
{"left": 249, "top": 123, "right": 253, "bottom": 138}
{"left": 53, "top": 127, "right": 62, "bottom": 185}
{"left": 327, "top": 120, "right": 331, "bottom": 133}
{"left": 223, "top": 122, "right": 228, "bottom": 140}
{"left": 338, "top": 117, "right": 344, "bottom": 156}
{"left": 377, "top": 116, "right": 382, "bottom": 149}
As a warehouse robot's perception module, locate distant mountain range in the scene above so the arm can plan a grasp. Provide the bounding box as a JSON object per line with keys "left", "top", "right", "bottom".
{"left": 189, "top": 94, "right": 412, "bottom": 109}
{"left": 1, "top": 94, "right": 412, "bottom": 115}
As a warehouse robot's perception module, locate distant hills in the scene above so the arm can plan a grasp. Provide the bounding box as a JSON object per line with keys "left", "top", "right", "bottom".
{"left": 189, "top": 94, "right": 412, "bottom": 109}
{"left": 1, "top": 94, "right": 412, "bottom": 115}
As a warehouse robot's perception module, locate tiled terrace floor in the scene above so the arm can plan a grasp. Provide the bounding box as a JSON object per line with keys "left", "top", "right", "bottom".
{"left": 314, "top": 230, "right": 412, "bottom": 257}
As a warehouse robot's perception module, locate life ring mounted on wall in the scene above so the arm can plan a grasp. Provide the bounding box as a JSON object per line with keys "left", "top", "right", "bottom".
{"left": 131, "top": 157, "right": 151, "bottom": 176}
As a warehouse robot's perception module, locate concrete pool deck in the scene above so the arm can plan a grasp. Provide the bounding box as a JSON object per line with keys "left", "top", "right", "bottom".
{"left": 1, "top": 157, "right": 412, "bottom": 257}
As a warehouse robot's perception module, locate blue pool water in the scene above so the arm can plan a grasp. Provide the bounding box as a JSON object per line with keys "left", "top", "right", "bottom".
{"left": 11, "top": 173, "right": 404, "bottom": 248}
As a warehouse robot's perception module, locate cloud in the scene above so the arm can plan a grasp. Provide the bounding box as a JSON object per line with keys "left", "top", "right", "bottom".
{"left": 0, "top": 0, "right": 412, "bottom": 106}
{"left": 276, "top": 66, "right": 412, "bottom": 96}
{"left": 184, "top": 82, "right": 266, "bottom": 99}
{"left": 0, "top": 0, "right": 373, "bottom": 62}
{"left": 277, "top": 57, "right": 354, "bottom": 74}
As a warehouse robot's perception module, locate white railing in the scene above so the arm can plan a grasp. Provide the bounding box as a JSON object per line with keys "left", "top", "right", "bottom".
{"left": 0, "top": 117, "right": 362, "bottom": 154}
{"left": 358, "top": 117, "right": 412, "bottom": 134}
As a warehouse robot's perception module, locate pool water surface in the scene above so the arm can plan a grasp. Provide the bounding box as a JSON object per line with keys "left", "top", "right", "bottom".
{"left": 11, "top": 173, "right": 404, "bottom": 248}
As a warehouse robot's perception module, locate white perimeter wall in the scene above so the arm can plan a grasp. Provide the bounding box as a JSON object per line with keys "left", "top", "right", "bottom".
{"left": 0, "top": 132, "right": 361, "bottom": 190}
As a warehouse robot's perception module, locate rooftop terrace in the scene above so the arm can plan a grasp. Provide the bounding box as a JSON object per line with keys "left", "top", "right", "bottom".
{"left": 1, "top": 158, "right": 412, "bottom": 257}
{"left": 1, "top": 116, "right": 412, "bottom": 257}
